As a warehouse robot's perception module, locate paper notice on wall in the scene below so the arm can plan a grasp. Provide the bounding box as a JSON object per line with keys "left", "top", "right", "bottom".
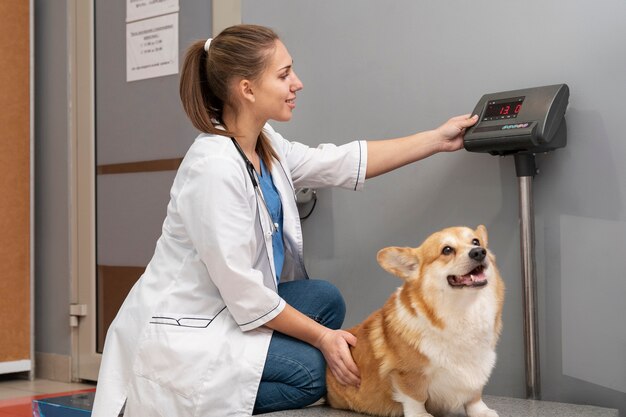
{"left": 126, "top": 13, "right": 178, "bottom": 82}
{"left": 126, "top": 0, "right": 179, "bottom": 23}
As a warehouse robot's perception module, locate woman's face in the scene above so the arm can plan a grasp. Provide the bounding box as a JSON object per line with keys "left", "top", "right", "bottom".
{"left": 251, "top": 40, "right": 303, "bottom": 123}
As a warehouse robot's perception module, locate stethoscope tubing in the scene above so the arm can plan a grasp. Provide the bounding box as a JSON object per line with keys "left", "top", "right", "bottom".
{"left": 230, "top": 137, "right": 279, "bottom": 235}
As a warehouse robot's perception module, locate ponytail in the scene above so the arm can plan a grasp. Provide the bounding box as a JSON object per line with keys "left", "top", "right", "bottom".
{"left": 179, "top": 40, "right": 230, "bottom": 137}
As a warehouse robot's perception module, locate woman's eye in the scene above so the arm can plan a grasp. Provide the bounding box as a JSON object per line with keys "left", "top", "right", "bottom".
{"left": 442, "top": 246, "right": 454, "bottom": 255}
{"left": 472, "top": 238, "right": 480, "bottom": 246}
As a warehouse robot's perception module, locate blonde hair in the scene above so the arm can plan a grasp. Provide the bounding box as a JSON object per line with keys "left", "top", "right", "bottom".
{"left": 179, "top": 24, "right": 279, "bottom": 168}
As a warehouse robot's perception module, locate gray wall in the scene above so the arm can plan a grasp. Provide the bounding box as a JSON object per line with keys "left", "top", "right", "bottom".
{"left": 34, "top": 0, "right": 72, "bottom": 356}
{"left": 243, "top": 0, "right": 626, "bottom": 413}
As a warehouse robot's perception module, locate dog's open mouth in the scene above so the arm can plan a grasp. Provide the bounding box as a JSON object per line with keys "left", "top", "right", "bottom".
{"left": 447, "top": 265, "right": 488, "bottom": 288}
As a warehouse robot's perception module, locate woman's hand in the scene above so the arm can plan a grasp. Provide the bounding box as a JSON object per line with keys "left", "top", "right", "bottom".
{"left": 316, "top": 329, "right": 360, "bottom": 387}
{"left": 434, "top": 114, "right": 479, "bottom": 152}
{"left": 264, "top": 304, "right": 360, "bottom": 386}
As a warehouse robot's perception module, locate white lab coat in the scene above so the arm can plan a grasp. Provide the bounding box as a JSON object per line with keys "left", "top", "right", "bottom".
{"left": 91, "top": 124, "right": 367, "bottom": 417}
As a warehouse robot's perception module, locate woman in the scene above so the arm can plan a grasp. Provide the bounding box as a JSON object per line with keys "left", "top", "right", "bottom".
{"left": 91, "top": 24, "right": 478, "bottom": 417}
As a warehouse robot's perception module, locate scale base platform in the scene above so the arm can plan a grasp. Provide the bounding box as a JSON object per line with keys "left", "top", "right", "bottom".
{"left": 32, "top": 391, "right": 120, "bottom": 417}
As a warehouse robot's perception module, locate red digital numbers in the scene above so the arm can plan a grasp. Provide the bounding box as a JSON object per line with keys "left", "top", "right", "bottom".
{"left": 484, "top": 98, "right": 525, "bottom": 120}
{"left": 498, "top": 103, "right": 522, "bottom": 116}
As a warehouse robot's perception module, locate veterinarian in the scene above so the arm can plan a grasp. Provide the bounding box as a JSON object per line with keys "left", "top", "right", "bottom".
{"left": 91, "top": 24, "right": 478, "bottom": 417}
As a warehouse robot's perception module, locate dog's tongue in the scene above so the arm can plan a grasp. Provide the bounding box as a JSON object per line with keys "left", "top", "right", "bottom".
{"left": 448, "top": 266, "right": 488, "bottom": 287}
{"left": 458, "top": 273, "right": 476, "bottom": 285}
{"left": 460, "top": 268, "right": 487, "bottom": 285}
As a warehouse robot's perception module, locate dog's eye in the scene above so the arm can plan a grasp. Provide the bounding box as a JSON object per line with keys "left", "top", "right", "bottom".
{"left": 442, "top": 246, "right": 454, "bottom": 255}
{"left": 472, "top": 238, "right": 480, "bottom": 246}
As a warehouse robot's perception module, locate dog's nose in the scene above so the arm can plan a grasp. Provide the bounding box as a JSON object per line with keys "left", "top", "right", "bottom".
{"left": 469, "top": 247, "right": 486, "bottom": 261}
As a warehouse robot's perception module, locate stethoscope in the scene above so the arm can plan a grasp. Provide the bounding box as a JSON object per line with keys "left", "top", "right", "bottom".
{"left": 230, "top": 136, "right": 311, "bottom": 281}
{"left": 230, "top": 137, "right": 280, "bottom": 236}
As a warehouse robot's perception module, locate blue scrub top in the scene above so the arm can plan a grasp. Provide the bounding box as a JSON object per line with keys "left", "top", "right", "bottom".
{"left": 258, "top": 159, "right": 285, "bottom": 283}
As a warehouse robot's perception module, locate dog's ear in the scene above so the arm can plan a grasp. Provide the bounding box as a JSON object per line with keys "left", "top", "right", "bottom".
{"left": 377, "top": 247, "right": 419, "bottom": 280}
{"left": 476, "top": 225, "right": 488, "bottom": 247}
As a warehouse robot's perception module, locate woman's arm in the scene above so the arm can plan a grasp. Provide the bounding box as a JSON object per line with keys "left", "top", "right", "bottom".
{"left": 264, "top": 304, "right": 361, "bottom": 387}
{"left": 365, "top": 114, "right": 478, "bottom": 179}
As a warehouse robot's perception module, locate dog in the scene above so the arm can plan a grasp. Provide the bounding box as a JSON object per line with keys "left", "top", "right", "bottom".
{"left": 326, "top": 225, "right": 505, "bottom": 417}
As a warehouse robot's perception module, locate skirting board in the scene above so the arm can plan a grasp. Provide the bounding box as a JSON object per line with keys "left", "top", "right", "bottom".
{"left": 35, "top": 352, "right": 71, "bottom": 383}
{"left": 0, "top": 360, "right": 31, "bottom": 375}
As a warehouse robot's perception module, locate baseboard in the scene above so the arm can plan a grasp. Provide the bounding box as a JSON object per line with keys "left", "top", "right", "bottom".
{"left": 35, "top": 352, "right": 71, "bottom": 382}
{"left": 0, "top": 360, "right": 31, "bottom": 375}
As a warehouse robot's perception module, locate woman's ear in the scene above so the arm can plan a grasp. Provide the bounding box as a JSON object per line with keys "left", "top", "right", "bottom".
{"left": 237, "top": 79, "right": 255, "bottom": 104}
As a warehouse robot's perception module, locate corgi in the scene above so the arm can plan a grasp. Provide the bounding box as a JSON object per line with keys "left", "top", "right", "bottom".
{"left": 326, "top": 225, "right": 505, "bottom": 417}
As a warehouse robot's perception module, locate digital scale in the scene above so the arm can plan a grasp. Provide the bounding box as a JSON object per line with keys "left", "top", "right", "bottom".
{"left": 464, "top": 84, "right": 570, "bottom": 400}
{"left": 464, "top": 84, "right": 569, "bottom": 156}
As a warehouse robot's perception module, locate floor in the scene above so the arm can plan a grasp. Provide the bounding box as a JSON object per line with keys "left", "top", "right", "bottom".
{"left": 266, "top": 396, "right": 620, "bottom": 417}
{"left": 0, "top": 377, "right": 96, "bottom": 417}
{"left": 0, "top": 378, "right": 619, "bottom": 417}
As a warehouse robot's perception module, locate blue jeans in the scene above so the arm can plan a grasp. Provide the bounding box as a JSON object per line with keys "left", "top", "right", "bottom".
{"left": 253, "top": 279, "right": 346, "bottom": 414}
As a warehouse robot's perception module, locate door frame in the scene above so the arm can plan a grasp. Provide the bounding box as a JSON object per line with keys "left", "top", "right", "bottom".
{"left": 69, "top": 0, "right": 98, "bottom": 381}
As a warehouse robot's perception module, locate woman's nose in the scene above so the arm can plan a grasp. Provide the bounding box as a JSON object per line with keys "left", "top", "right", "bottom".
{"left": 291, "top": 72, "right": 303, "bottom": 92}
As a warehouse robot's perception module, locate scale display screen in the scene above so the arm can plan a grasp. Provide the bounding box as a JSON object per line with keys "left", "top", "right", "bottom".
{"left": 482, "top": 96, "right": 525, "bottom": 121}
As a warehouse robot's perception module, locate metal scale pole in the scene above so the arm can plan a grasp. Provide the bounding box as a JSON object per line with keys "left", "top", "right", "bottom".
{"left": 514, "top": 153, "right": 541, "bottom": 400}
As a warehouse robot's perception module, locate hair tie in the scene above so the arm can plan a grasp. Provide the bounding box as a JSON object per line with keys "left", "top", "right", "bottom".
{"left": 204, "top": 38, "right": 212, "bottom": 52}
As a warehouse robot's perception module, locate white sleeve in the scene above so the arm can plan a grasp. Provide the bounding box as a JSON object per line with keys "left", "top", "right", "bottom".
{"left": 264, "top": 124, "right": 368, "bottom": 191}
{"left": 176, "top": 156, "right": 285, "bottom": 331}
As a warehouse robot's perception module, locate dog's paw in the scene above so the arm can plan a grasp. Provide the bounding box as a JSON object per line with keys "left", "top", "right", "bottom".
{"left": 469, "top": 409, "right": 499, "bottom": 417}
{"left": 466, "top": 400, "right": 499, "bottom": 417}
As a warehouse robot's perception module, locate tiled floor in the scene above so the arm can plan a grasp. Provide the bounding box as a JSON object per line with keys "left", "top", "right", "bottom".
{"left": 0, "top": 378, "right": 96, "bottom": 417}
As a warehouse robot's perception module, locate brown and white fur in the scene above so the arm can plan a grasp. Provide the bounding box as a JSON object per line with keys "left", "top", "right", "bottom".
{"left": 327, "top": 226, "right": 505, "bottom": 417}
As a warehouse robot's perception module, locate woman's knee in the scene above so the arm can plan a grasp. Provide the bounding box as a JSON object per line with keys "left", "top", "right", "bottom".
{"left": 278, "top": 279, "right": 346, "bottom": 329}
{"left": 309, "top": 280, "right": 346, "bottom": 329}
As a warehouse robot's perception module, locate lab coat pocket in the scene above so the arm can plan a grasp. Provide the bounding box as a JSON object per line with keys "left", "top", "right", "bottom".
{"left": 132, "top": 309, "right": 228, "bottom": 400}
